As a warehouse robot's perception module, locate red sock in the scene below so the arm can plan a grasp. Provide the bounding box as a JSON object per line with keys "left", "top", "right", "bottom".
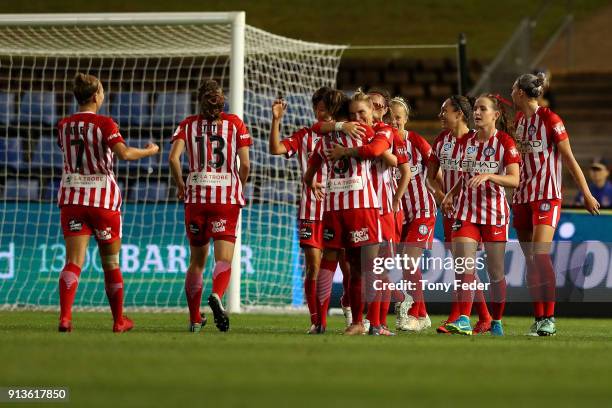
{"left": 447, "top": 274, "right": 461, "bottom": 322}
{"left": 185, "top": 272, "right": 203, "bottom": 323}
{"left": 367, "top": 299, "right": 381, "bottom": 327}
{"left": 535, "top": 254, "right": 556, "bottom": 317}
{"left": 340, "top": 264, "right": 350, "bottom": 308}
{"left": 380, "top": 283, "right": 391, "bottom": 326}
{"left": 211, "top": 261, "right": 231, "bottom": 298}
{"left": 59, "top": 263, "right": 82, "bottom": 321}
{"left": 104, "top": 267, "right": 124, "bottom": 323}
{"left": 490, "top": 278, "right": 507, "bottom": 321}
{"left": 304, "top": 277, "right": 317, "bottom": 325}
{"left": 459, "top": 274, "right": 475, "bottom": 316}
{"left": 474, "top": 275, "right": 491, "bottom": 321}
{"left": 317, "top": 259, "right": 337, "bottom": 328}
{"left": 349, "top": 274, "right": 364, "bottom": 324}
{"left": 526, "top": 258, "right": 545, "bottom": 318}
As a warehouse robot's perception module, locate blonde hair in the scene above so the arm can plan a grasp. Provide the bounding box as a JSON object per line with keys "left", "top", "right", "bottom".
{"left": 351, "top": 88, "right": 374, "bottom": 108}
{"left": 73, "top": 73, "right": 100, "bottom": 105}
{"left": 389, "top": 96, "right": 410, "bottom": 118}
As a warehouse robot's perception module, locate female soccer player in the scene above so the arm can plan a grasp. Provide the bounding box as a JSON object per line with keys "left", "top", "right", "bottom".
{"left": 169, "top": 79, "right": 251, "bottom": 333}
{"left": 428, "top": 96, "right": 493, "bottom": 334}
{"left": 364, "top": 89, "right": 411, "bottom": 332}
{"left": 388, "top": 97, "right": 436, "bottom": 332}
{"left": 268, "top": 87, "right": 333, "bottom": 333}
{"left": 442, "top": 94, "right": 521, "bottom": 336}
{"left": 305, "top": 91, "right": 392, "bottom": 335}
{"left": 511, "top": 73, "right": 600, "bottom": 336}
{"left": 57, "top": 73, "right": 159, "bottom": 332}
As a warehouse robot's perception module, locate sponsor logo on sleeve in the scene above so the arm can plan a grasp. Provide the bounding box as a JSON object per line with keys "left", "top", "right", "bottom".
{"left": 553, "top": 124, "right": 566, "bottom": 136}
{"left": 108, "top": 133, "right": 121, "bottom": 141}
{"left": 240, "top": 134, "right": 251, "bottom": 140}
{"left": 509, "top": 147, "right": 519, "bottom": 157}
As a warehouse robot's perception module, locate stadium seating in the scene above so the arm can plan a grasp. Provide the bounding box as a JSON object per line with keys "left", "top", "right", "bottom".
{"left": 0, "top": 92, "right": 16, "bottom": 125}
{"left": 3, "top": 178, "right": 39, "bottom": 201}
{"left": 131, "top": 180, "right": 168, "bottom": 202}
{"left": 152, "top": 92, "right": 193, "bottom": 125}
{"left": 19, "top": 92, "right": 57, "bottom": 126}
{"left": 30, "top": 138, "right": 64, "bottom": 172}
{"left": 110, "top": 92, "right": 151, "bottom": 126}
{"left": 0, "top": 137, "right": 26, "bottom": 172}
{"left": 40, "top": 178, "right": 60, "bottom": 202}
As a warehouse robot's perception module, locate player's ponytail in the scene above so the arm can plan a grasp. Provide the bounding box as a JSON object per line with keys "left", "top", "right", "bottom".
{"left": 198, "top": 79, "right": 225, "bottom": 120}
{"left": 73, "top": 73, "right": 100, "bottom": 105}
{"left": 515, "top": 72, "right": 547, "bottom": 99}
{"left": 483, "top": 94, "right": 515, "bottom": 137}
{"left": 352, "top": 88, "right": 373, "bottom": 108}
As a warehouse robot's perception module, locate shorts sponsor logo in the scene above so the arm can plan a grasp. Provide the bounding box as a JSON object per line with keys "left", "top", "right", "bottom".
{"left": 189, "top": 223, "right": 200, "bottom": 234}
{"left": 94, "top": 227, "right": 112, "bottom": 241}
{"left": 299, "top": 226, "right": 313, "bottom": 240}
{"left": 323, "top": 228, "right": 335, "bottom": 241}
{"left": 68, "top": 219, "right": 82, "bottom": 232}
{"left": 452, "top": 220, "right": 462, "bottom": 231}
{"left": 483, "top": 147, "right": 496, "bottom": 157}
{"left": 211, "top": 219, "right": 227, "bottom": 233}
{"left": 349, "top": 228, "right": 370, "bottom": 243}
{"left": 539, "top": 201, "right": 551, "bottom": 212}
{"left": 418, "top": 224, "right": 429, "bottom": 236}
{"left": 528, "top": 125, "right": 537, "bottom": 137}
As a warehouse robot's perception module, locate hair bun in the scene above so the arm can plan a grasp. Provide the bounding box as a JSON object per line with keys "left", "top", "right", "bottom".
{"left": 535, "top": 72, "right": 548, "bottom": 87}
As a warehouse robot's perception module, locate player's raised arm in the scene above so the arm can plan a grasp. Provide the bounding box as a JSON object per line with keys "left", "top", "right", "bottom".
{"left": 269, "top": 98, "right": 289, "bottom": 155}
{"left": 111, "top": 141, "right": 159, "bottom": 161}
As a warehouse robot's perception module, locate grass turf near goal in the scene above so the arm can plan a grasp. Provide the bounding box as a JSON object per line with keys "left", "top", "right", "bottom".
{"left": 2, "top": 311, "right": 611, "bottom": 407}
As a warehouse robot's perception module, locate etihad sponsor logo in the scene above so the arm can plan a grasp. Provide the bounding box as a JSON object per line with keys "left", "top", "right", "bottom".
{"left": 211, "top": 219, "right": 227, "bottom": 233}
{"left": 516, "top": 139, "right": 544, "bottom": 154}
{"left": 461, "top": 160, "right": 500, "bottom": 174}
{"left": 349, "top": 228, "right": 370, "bottom": 243}
{"left": 439, "top": 157, "right": 462, "bottom": 171}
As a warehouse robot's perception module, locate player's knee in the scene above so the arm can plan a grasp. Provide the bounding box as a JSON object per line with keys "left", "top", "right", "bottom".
{"left": 101, "top": 253, "right": 120, "bottom": 270}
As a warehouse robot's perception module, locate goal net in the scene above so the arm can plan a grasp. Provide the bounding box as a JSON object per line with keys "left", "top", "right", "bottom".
{"left": 0, "top": 13, "right": 346, "bottom": 311}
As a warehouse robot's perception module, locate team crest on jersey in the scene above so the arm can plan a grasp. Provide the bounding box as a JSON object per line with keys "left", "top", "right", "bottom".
{"left": 443, "top": 142, "right": 452, "bottom": 151}
{"left": 299, "top": 226, "right": 313, "bottom": 240}
{"left": 418, "top": 224, "right": 429, "bottom": 236}
{"left": 539, "top": 201, "right": 551, "bottom": 212}
{"left": 483, "top": 147, "right": 496, "bottom": 157}
{"left": 528, "top": 125, "right": 537, "bottom": 137}
{"left": 94, "top": 227, "right": 112, "bottom": 241}
{"left": 452, "top": 220, "right": 462, "bottom": 231}
{"left": 68, "top": 219, "right": 82, "bottom": 232}
{"left": 189, "top": 223, "right": 201, "bottom": 235}
{"left": 349, "top": 228, "right": 370, "bottom": 243}
{"left": 323, "top": 228, "right": 335, "bottom": 241}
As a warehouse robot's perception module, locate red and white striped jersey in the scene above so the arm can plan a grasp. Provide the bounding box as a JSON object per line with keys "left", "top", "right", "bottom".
{"left": 454, "top": 130, "right": 521, "bottom": 225}
{"left": 430, "top": 129, "right": 472, "bottom": 219}
{"left": 57, "top": 112, "right": 125, "bottom": 211}
{"left": 512, "top": 106, "right": 569, "bottom": 204}
{"left": 310, "top": 126, "right": 385, "bottom": 212}
{"left": 172, "top": 112, "right": 252, "bottom": 206}
{"left": 371, "top": 122, "right": 408, "bottom": 215}
{"left": 281, "top": 127, "right": 326, "bottom": 221}
{"left": 401, "top": 130, "right": 437, "bottom": 221}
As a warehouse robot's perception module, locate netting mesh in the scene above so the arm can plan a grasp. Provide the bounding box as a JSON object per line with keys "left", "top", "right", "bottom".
{"left": 0, "top": 20, "right": 346, "bottom": 309}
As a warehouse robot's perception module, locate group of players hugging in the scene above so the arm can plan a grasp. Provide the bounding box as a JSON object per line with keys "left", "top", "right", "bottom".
{"left": 54, "top": 71, "right": 599, "bottom": 336}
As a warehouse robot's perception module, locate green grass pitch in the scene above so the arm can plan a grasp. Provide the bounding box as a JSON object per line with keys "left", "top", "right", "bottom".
{"left": 2, "top": 311, "right": 612, "bottom": 408}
